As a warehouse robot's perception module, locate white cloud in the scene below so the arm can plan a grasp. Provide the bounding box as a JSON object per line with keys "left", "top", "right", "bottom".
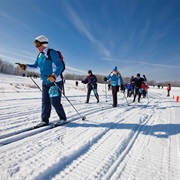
{"left": 63, "top": 2, "right": 111, "bottom": 58}
{"left": 65, "top": 65, "right": 86, "bottom": 74}
{"left": 101, "top": 57, "right": 180, "bottom": 68}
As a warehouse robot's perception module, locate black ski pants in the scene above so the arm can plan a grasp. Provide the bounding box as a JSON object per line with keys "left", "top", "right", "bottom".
{"left": 112, "top": 86, "right": 119, "bottom": 107}
{"left": 133, "top": 88, "right": 142, "bottom": 102}
{"left": 86, "top": 87, "right": 99, "bottom": 103}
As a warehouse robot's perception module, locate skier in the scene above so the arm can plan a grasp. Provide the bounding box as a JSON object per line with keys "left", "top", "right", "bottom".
{"left": 81, "top": 70, "right": 99, "bottom": 103}
{"left": 131, "top": 73, "right": 147, "bottom": 102}
{"left": 126, "top": 82, "right": 133, "bottom": 97}
{"left": 104, "top": 66, "right": 124, "bottom": 107}
{"left": 17, "top": 35, "right": 67, "bottom": 127}
{"left": 141, "top": 82, "right": 149, "bottom": 98}
{"left": 167, "top": 84, "right": 171, "bottom": 96}
{"left": 75, "top": 81, "right": 78, "bottom": 86}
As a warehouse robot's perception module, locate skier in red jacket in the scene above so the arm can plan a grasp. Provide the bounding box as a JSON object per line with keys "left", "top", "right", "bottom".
{"left": 167, "top": 84, "right": 171, "bottom": 97}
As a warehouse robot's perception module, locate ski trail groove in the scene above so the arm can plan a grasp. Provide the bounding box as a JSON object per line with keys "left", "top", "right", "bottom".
{"left": 34, "top": 101, "right": 153, "bottom": 179}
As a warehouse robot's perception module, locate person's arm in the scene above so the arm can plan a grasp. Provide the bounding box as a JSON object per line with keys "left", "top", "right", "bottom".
{"left": 131, "top": 76, "right": 136, "bottom": 82}
{"left": 82, "top": 77, "right": 88, "bottom": 84}
{"left": 27, "top": 58, "right": 38, "bottom": 68}
{"left": 49, "top": 49, "right": 64, "bottom": 76}
{"left": 119, "top": 74, "right": 124, "bottom": 91}
{"left": 119, "top": 74, "right": 124, "bottom": 85}
{"left": 17, "top": 57, "right": 38, "bottom": 70}
{"left": 92, "top": 75, "right": 97, "bottom": 84}
{"left": 143, "top": 75, "right": 147, "bottom": 81}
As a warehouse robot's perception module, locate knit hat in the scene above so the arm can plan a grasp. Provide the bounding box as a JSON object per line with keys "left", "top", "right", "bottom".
{"left": 113, "top": 66, "right": 117, "bottom": 71}
{"left": 88, "top": 70, "right": 92, "bottom": 74}
{"left": 34, "top": 35, "right": 48, "bottom": 47}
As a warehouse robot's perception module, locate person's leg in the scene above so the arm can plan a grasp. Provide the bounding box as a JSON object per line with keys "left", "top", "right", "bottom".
{"left": 133, "top": 88, "right": 138, "bottom": 102}
{"left": 50, "top": 82, "right": 66, "bottom": 120}
{"left": 86, "top": 87, "right": 92, "bottom": 103}
{"left": 41, "top": 84, "right": 51, "bottom": 124}
{"left": 95, "top": 93, "right": 99, "bottom": 103}
{"left": 93, "top": 88, "right": 99, "bottom": 103}
{"left": 138, "top": 92, "right": 142, "bottom": 102}
{"left": 112, "top": 86, "right": 118, "bottom": 107}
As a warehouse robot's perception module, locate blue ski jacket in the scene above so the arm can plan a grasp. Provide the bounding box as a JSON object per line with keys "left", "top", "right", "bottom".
{"left": 107, "top": 72, "right": 124, "bottom": 87}
{"left": 27, "top": 48, "right": 64, "bottom": 84}
{"left": 127, "top": 83, "right": 133, "bottom": 90}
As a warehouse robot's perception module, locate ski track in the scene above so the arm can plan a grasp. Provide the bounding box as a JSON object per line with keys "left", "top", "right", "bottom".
{"left": 0, "top": 78, "right": 180, "bottom": 180}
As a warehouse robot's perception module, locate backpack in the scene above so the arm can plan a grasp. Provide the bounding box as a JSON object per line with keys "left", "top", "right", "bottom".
{"left": 47, "top": 48, "right": 65, "bottom": 74}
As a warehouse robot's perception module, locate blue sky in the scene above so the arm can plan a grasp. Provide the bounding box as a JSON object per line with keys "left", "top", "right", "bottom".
{"left": 0, "top": 0, "right": 180, "bottom": 82}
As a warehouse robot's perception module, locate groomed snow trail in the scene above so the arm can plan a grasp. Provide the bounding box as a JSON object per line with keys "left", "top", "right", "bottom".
{"left": 0, "top": 75, "right": 180, "bottom": 180}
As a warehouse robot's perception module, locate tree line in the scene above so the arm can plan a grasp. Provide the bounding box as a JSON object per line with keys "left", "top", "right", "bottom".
{"left": 0, "top": 59, "right": 179, "bottom": 87}
{"left": 0, "top": 59, "right": 40, "bottom": 78}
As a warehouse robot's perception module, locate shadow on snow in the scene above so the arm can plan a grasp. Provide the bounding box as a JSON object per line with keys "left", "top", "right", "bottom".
{"left": 67, "top": 121, "right": 180, "bottom": 138}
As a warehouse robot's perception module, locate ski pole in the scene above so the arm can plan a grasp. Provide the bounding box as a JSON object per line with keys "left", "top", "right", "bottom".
{"left": 105, "top": 82, "right": 107, "bottom": 102}
{"left": 15, "top": 63, "right": 42, "bottom": 91}
{"left": 54, "top": 82, "right": 86, "bottom": 121}
{"left": 61, "top": 74, "right": 65, "bottom": 95}
{"left": 28, "top": 74, "right": 42, "bottom": 91}
{"left": 123, "top": 92, "right": 130, "bottom": 106}
{"left": 91, "top": 84, "right": 96, "bottom": 95}
{"left": 147, "top": 90, "right": 149, "bottom": 102}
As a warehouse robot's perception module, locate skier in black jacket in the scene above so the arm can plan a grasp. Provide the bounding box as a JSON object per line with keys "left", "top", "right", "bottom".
{"left": 82, "top": 70, "right": 99, "bottom": 103}
{"left": 131, "top": 73, "right": 147, "bottom": 102}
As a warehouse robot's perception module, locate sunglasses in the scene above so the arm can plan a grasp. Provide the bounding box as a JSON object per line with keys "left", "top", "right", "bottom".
{"left": 34, "top": 40, "right": 42, "bottom": 47}
{"left": 34, "top": 40, "right": 48, "bottom": 48}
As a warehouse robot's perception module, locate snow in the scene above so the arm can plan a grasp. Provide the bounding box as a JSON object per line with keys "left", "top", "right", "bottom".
{"left": 0, "top": 73, "right": 180, "bottom": 180}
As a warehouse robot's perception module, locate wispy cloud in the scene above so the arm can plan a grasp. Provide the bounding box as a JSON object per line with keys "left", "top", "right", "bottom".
{"left": 101, "top": 57, "right": 180, "bottom": 68}
{"left": 63, "top": 2, "right": 111, "bottom": 57}
{"left": 148, "top": 30, "right": 168, "bottom": 47}
{"left": 66, "top": 65, "right": 87, "bottom": 74}
{"left": 0, "top": 45, "right": 35, "bottom": 64}
{"left": 0, "top": 11, "right": 31, "bottom": 31}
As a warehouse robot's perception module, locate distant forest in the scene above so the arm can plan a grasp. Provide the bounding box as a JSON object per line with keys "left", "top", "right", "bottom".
{"left": 0, "top": 59, "right": 179, "bottom": 87}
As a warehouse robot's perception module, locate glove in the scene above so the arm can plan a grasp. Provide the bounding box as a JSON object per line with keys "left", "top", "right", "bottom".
{"left": 120, "top": 84, "right": 124, "bottom": 92}
{"left": 104, "top": 77, "right": 108, "bottom": 81}
{"left": 47, "top": 73, "right": 57, "bottom": 83}
{"left": 143, "top": 75, "right": 146, "bottom": 78}
{"left": 81, "top": 80, "right": 84, "bottom": 83}
{"left": 18, "top": 64, "right": 27, "bottom": 70}
{"left": 131, "top": 76, "right": 134, "bottom": 79}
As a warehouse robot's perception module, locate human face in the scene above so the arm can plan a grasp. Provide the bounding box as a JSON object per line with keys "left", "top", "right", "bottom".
{"left": 34, "top": 40, "right": 42, "bottom": 48}
{"left": 37, "top": 45, "right": 45, "bottom": 52}
{"left": 34, "top": 40, "right": 45, "bottom": 52}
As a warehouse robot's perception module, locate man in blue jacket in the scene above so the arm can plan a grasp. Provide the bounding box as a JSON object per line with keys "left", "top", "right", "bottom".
{"left": 18, "top": 35, "right": 66, "bottom": 127}
{"left": 82, "top": 70, "right": 99, "bottom": 103}
{"left": 104, "top": 66, "right": 124, "bottom": 107}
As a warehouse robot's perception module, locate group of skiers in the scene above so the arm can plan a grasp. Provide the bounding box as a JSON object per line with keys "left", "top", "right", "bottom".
{"left": 124, "top": 81, "right": 149, "bottom": 99}
{"left": 81, "top": 66, "right": 149, "bottom": 108}
{"left": 16, "top": 35, "right": 171, "bottom": 127}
